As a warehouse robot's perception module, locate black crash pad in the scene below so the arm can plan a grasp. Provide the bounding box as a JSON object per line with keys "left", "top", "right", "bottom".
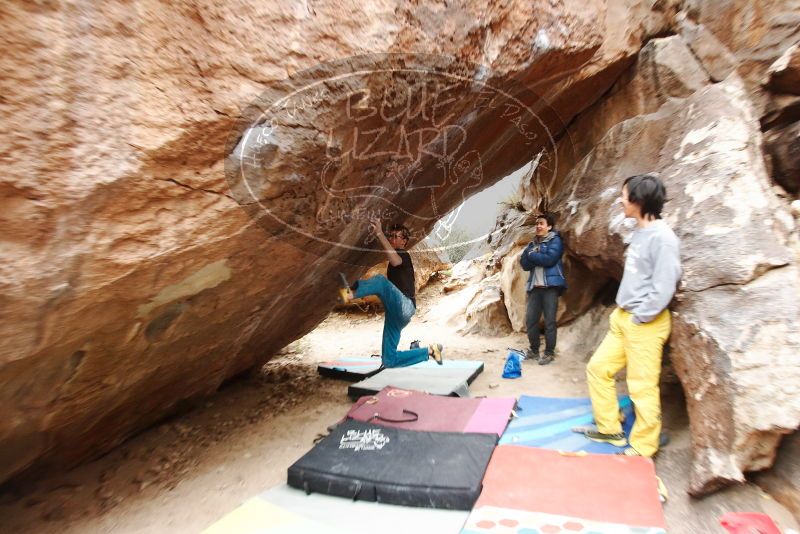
{"left": 287, "top": 420, "right": 497, "bottom": 510}
{"left": 318, "top": 358, "right": 484, "bottom": 382}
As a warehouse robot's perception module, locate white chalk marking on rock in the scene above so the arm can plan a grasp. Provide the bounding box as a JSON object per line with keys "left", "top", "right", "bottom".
{"left": 137, "top": 260, "right": 232, "bottom": 317}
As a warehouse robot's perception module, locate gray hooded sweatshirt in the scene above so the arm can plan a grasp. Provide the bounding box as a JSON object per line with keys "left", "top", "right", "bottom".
{"left": 616, "top": 219, "right": 682, "bottom": 324}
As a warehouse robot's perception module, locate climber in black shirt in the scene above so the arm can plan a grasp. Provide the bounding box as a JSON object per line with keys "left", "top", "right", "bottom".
{"left": 340, "top": 218, "right": 443, "bottom": 367}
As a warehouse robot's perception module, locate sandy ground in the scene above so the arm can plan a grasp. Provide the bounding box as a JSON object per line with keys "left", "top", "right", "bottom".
{"left": 0, "top": 279, "right": 797, "bottom": 533}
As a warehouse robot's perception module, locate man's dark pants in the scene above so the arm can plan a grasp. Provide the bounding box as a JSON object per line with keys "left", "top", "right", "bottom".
{"left": 525, "top": 287, "right": 559, "bottom": 356}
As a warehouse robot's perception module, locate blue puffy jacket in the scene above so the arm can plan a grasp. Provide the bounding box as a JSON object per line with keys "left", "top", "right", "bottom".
{"left": 519, "top": 231, "right": 567, "bottom": 292}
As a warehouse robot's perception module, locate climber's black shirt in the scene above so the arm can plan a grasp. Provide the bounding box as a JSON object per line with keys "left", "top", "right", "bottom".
{"left": 387, "top": 250, "right": 415, "bottom": 307}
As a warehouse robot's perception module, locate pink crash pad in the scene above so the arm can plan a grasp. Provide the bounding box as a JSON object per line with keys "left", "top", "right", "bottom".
{"left": 346, "top": 387, "right": 515, "bottom": 437}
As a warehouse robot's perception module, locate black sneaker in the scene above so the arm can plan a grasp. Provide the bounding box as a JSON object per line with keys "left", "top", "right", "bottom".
{"left": 584, "top": 429, "right": 627, "bottom": 447}
{"left": 538, "top": 353, "right": 555, "bottom": 365}
{"left": 525, "top": 349, "right": 540, "bottom": 362}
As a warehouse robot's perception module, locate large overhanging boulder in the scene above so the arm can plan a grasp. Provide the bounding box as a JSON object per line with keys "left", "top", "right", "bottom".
{"left": 553, "top": 73, "right": 800, "bottom": 495}
{"left": 0, "top": 0, "right": 683, "bottom": 484}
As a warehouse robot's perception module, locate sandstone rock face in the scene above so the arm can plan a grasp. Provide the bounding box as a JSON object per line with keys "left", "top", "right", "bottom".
{"left": 545, "top": 34, "right": 711, "bottom": 207}
{"left": 553, "top": 73, "right": 800, "bottom": 494}
{"left": 5, "top": 0, "right": 690, "bottom": 484}
{"left": 756, "top": 430, "right": 800, "bottom": 522}
{"left": 767, "top": 43, "right": 800, "bottom": 95}
{"left": 762, "top": 43, "right": 800, "bottom": 197}
{"left": 762, "top": 94, "right": 800, "bottom": 132}
{"left": 442, "top": 254, "right": 491, "bottom": 294}
{"left": 500, "top": 246, "right": 530, "bottom": 332}
{"left": 557, "top": 256, "right": 610, "bottom": 324}
{"left": 764, "top": 121, "right": 800, "bottom": 194}
{"left": 676, "top": 14, "right": 739, "bottom": 83}
{"left": 556, "top": 304, "right": 615, "bottom": 362}
{"left": 427, "top": 284, "right": 481, "bottom": 332}
{"left": 682, "top": 0, "right": 800, "bottom": 96}
{"left": 460, "top": 273, "right": 513, "bottom": 336}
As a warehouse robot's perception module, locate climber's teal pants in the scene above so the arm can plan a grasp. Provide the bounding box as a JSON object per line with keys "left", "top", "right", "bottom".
{"left": 354, "top": 275, "right": 429, "bottom": 368}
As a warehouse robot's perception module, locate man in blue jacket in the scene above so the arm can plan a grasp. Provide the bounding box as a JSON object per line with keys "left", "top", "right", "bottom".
{"left": 519, "top": 213, "right": 567, "bottom": 365}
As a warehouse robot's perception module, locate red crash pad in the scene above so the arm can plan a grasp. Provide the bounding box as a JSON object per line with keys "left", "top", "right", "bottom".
{"left": 461, "top": 445, "right": 666, "bottom": 533}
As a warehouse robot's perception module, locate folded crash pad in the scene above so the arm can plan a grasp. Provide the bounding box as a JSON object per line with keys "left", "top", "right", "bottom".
{"left": 202, "top": 494, "right": 346, "bottom": 534}
{"left": 317, "top": 357, "right": 383, "bottom": 381}
{"left": 287, "top": 420, "right": 497, "bottom": 510}
{"left": 499, "top": 395, "right": 634, "bottom": 453}
{"left": 461, "top": 445, "right": 666, "bottom": 534}
{"left": 318, "top": 357, "right": 483, "bottom": 382}
{"left": 347, "top": 386, "right": 514, "bottom": 436}
{"left": 347, "top": 362, "right": 484, "bottom": 399}
{"left": 260, "top": 484, "right": 469, "bottom": 534}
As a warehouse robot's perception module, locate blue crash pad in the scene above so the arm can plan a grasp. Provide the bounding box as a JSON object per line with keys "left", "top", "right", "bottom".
{"left": 499, "top": 395, "right": 635, "bottom": 454}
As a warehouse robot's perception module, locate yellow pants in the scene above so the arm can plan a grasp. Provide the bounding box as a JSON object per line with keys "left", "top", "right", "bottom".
{"left": 586, "top": 307, "right": 671, "bottom": 457}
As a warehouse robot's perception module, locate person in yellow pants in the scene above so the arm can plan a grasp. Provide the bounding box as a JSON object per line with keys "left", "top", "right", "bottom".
{"left": 583, "top": 174, "right": 681, "bottom": 457}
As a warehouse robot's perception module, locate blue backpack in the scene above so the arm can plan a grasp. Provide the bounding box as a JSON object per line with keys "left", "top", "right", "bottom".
{"left": 502, "top": 349, "right": 524, "bottom": 379}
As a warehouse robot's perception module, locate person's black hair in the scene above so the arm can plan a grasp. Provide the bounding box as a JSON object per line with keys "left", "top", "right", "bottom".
{"left": 387, "top": 223, "right": 410, "bottom": 241}
{"left": 536, "top": 212, "right": 555, "bottom": 229}
{"left": 623, "top": 174, "right": 666, "bottom": 219}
